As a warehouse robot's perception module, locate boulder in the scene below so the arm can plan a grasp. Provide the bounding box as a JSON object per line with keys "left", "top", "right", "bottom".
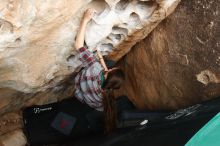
{"left": 0, "top": 0, "right": 179, "bottom": 115}
{"left": 115, "top": 0, "right": 220, "bottom": 110}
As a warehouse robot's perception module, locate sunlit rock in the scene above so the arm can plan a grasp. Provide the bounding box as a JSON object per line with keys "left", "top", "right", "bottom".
{"left": 0, "top": 0, "right": 179, "bottom": 93}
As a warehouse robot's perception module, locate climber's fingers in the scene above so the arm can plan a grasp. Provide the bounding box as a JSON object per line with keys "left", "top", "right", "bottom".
{"left": 83, "top": 8, "right": 97, "bottom": 22}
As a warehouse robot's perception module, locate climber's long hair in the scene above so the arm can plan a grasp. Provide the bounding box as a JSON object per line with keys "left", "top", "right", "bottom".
{"left": 102, "top": 68, "right": 125, "bottom": 133}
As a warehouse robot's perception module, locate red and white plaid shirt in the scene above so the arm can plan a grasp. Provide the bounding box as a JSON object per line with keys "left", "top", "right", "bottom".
{"left": 74, "top": 47, "right": 104, "bottom": 111}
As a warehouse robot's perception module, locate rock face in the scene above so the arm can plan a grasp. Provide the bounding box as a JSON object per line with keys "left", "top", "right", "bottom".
{"left": 0, "top": 0, "right": 179, "bottom": 115}
{"left": 0, "top": 0, "right": 179, "bottom": 93}
{"left": 115, "top": 0, "right": 220, "bottom": 110}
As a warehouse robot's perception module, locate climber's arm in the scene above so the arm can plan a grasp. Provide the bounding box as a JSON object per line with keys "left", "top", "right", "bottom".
{"left": 75, "top": 9, "right": 98, "bottom": 67}
{"left": 97, "top": 50, "right": 108, "bottom": 72}
{"left": 75, "top": 9, "right": 95, "bottom": 50}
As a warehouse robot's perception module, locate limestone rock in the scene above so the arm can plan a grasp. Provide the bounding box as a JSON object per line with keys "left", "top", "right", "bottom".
{"left": 0, "top": 0, "right": 179, "bottom": 93}
{"left": 0, "top": 112, "right": 22, "bottom": 136}
{"left": 115, "top": 0, "right": 220, "bottom": 110}
{"left": 0, "top": 130, "right": 26, "bottom": 146}
{"left": 0, "top": 0, "right": 179, "bottom": 116}
{"left": 0, "top": 0, "right": 219, "bottom": 137}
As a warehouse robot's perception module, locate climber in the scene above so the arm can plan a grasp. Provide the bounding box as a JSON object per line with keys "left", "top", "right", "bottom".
{"left": 0, "top": 8, "right": 126, "bottom": 146}
{"left": 74, "top": 8, "right": 125, "bottom": 132}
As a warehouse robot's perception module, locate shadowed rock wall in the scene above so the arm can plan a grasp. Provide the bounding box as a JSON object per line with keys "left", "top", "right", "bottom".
{"left": 115, "top": 0, "right": 220, "bottom": 110}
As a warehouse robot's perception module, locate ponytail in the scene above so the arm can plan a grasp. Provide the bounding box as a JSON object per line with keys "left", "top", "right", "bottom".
{"left": 102, "top": 89, "right": 117, "bottom": 133}
{"left": 102, "top": 67, "right": 125, "bottom": 133}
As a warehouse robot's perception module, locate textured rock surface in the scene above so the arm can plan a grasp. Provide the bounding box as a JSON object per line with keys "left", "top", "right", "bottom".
{"left": 0, "top": 0, "right": 179, "bottom": 93}
{"left": 115, "top": 0, "right": 220, "bottom": 110}
{"left": 0, "top": 0, "right": 179, "bottom": 116}
{"left": 0, "top": 0, "right": 219, "bottom": 140}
